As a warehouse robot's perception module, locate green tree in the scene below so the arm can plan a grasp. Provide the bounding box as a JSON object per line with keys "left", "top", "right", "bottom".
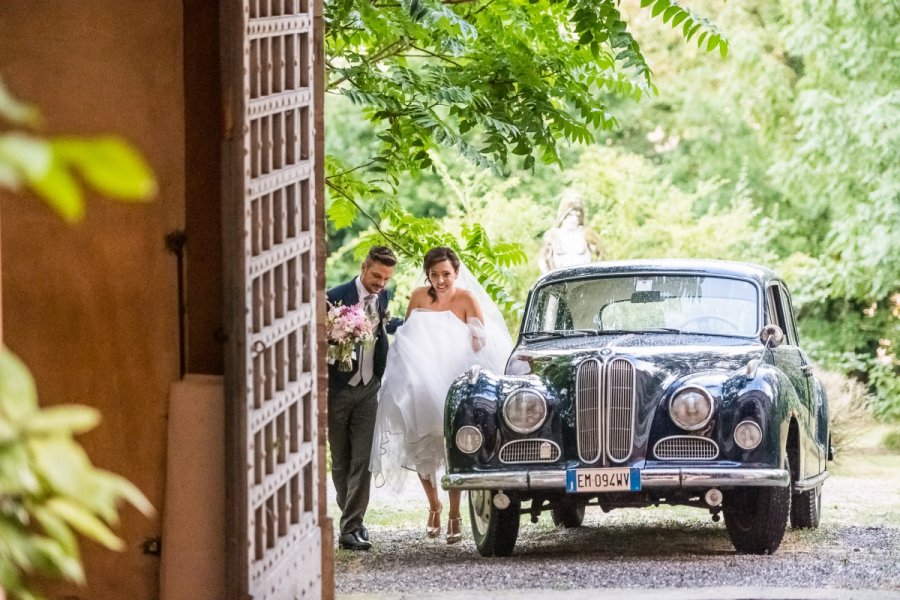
{"left": 325, "top": 0, "right": 729, "bottom": 301}
{"left": 769, "top": 0, "right": 899, "bottom": 419}
{"left": 588, "top": 0, "right": 900, "bottom": 417}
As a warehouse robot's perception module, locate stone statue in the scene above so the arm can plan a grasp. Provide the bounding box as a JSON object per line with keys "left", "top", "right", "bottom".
{"left": 539, "top": 189, "right": 602, "bottom": 273}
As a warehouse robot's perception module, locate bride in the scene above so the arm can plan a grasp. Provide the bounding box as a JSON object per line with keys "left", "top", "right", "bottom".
{"left": 369, "top": 246, "right": 512, "bottom": 544}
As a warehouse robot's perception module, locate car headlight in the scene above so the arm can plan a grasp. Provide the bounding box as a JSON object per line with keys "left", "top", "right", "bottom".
{"left": 502, "top": 389, "right": 547, "bottom": 434}
{"left": 734, "top": 420, "right": 762, "bottom": 450}
{"left": 455, "top": 426, "right": 483, "bottom": 454}
{"left": 669, "top": 386, "right": 714, "bottom": 431}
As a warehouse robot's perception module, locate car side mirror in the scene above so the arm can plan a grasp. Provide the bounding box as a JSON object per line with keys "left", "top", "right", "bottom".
{"left": 759, "top": 324, "right": 784, "bottom": 348}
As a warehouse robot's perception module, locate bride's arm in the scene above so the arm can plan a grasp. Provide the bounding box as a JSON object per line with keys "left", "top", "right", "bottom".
{"left": 467, "top": 290, "right": 485, "bottom": 324}
{"left": 464, "top": 291, "right": 487, "bottom": 352}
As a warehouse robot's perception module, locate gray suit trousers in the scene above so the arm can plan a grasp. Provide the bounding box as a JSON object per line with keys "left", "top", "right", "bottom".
{"left": 328, "top": 377, "right": 379, "bottom": 535}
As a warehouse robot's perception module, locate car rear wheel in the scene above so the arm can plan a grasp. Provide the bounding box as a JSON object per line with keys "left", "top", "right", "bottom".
{"left": 791, "top": 483, "right": 822, "bottom": 529}
{"left": 723, "top": 456, "right": 791, "bottom": 554}
{"left": 551, "top": 497, "right": 586, "bottom": 528}
{"left": 469, "top": 490, "right": 521, "bottom": 557}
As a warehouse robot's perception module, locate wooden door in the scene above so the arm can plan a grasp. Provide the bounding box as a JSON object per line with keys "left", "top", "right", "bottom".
{"left": 221, "top": 1, "right": 324, "bottom": 597}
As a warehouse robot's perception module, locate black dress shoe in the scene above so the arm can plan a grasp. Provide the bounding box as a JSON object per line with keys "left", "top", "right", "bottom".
{"left": 357, "top": 525, "right": 369, "bottom": 542}
{"left": 338, "top": 530, "right": 372, "bottom": 551}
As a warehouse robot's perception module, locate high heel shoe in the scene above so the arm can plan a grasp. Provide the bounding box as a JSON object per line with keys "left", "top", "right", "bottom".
{"left": 446, "top": 516, "right": 462, "bottom": 545}
{"left": 426, "top": 503, "right": 442, "bottom": 538}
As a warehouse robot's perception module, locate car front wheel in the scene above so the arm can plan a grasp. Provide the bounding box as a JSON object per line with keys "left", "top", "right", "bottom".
{"left": 469, "top": 490, "right": 521, "bottom": 557}
{"left": 723, "top": 459, "right": 791, "bottom": 554}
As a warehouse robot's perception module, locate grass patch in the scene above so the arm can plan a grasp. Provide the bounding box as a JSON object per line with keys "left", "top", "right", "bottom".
{"left": 883, "top": 428, "right": 900, "bottom": 453}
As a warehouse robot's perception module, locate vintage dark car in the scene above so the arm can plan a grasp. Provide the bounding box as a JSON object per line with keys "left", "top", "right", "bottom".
{"left": 442, "top": 259, "right": 830, "bottom": 556}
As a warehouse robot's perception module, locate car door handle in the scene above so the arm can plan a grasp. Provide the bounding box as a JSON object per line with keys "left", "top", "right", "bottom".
{"left": 800, "top": 364, "right": 813, "bottom": 377}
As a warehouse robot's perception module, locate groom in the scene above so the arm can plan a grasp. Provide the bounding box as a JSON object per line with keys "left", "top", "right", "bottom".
{"left": 326, "top": 245, "right": 400, "bottom": 550}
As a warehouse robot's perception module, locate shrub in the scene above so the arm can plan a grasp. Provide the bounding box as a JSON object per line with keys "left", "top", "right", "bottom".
{"left": 817, "top": 369, "right": 876, "bottom": 455}
{"left": 883, "top": 430, "right": 900, "bottom": 453}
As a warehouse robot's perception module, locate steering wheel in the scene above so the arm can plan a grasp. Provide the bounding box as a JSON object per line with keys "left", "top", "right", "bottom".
{"left": 679, "top": 314, "right": 742, "bottom": 334}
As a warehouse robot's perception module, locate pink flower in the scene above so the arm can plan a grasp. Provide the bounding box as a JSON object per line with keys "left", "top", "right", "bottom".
{"left": 326, "top": 301, "right": 376, "bottom": 346}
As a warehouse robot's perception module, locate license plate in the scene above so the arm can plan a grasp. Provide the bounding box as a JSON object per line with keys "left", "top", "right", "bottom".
{"left": 566, "top": 467, "right": 641, "bottom": 492}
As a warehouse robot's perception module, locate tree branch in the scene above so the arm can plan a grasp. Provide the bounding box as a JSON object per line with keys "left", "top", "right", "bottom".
{"left": 325, "top": 180, "right": 416, "bottom": 257}
{"left": 329, "top": 40, "right": 411, "bottom": 89}
{"left": 469, "top": 0, "right": 496, "bottom": 17}
{"left": 408, "top": 44, "right": 466, "bottom": 68}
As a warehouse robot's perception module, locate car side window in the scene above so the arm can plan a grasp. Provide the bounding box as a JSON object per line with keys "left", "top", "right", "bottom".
{"left": 767, "top": 284, "right": 797, "bottom": 346}
{"left": 779, "top": 284, "right": 801, "bottom": 345}
{"left": 766, "top": 286, "right": 779, "bottom": 327}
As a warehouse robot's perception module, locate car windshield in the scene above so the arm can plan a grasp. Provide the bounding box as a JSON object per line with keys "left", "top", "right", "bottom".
{"left": 525, "top": 274, "right": 759, "bottom": 337}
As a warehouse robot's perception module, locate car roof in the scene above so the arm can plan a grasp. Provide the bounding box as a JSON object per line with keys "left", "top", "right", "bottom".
{"left": 535, "top": 259, "right": 778, "bottom": 287}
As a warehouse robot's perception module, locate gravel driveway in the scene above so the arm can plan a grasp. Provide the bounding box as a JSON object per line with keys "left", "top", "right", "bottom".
{"left": 332, "top": 453, "right": 900, "bottom": 597}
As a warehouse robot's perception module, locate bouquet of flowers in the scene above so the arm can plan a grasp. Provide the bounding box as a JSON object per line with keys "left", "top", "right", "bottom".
{"left": 326, "top": 302, "right": 376, "bottom": 372}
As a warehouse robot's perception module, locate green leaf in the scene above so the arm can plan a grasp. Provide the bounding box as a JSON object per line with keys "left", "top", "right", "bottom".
{"left": 327, "top": 196, "right": 358, "bottom": 229}
{"left": 28, "top": 535, "right": 85, "bottom": 583}
{"left": 53, "top": 137, "right": 156, "bottom": 201}
{"left": 45, "top": 498, "right": 124, "bottom": 551}
{"left": 24, "top": 405, "right": 101, "bottom": 436}
{"left": 32, "top": 506, "right": 79, "bottom": 557}
{"left": 686, "top": 22, "right": 702, "bottom": 42}
{"left": 0, "top": 77, "right": 40, "bottom": 126}
{"left": 0, "top": 442, "right": 40, "bottom": 494}
{"left": 93, "top": 470, "right": 155, "bottom": 517}
{"left": 662, "top": 5, "right": 680, "bottom": 24}
{"left": 0, "top": 348, "right": 38, "bottom": 421}
{"left": 651, "top": 0, "right": 671, "bottom": 18}
{"left": 670, "top": 11, "right": 689, "bottom": 28}
{"left": 29, "top": 437, "right": 97, "bottom": 498}
{"left": 0, "top": 160, "right": 18, "bottom": 190}
{"left": 29, "top": 156, "right": 85, "bottom": 222}
{"left": 0, "top": 133, "right": 52, "bottom": 181}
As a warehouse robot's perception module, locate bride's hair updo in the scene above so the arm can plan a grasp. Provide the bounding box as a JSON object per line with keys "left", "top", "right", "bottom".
{"left": 423, "top": 246, "right": 460, "bottom": 302}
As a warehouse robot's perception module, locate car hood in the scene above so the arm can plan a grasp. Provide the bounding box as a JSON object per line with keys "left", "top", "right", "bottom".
{"left": 515, "top": 333, "right": 761, "bottom": 386}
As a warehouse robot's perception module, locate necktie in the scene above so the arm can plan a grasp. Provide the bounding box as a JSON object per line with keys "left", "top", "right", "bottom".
{"left": 364, "top": 294, "right": 378, "bottom": 318}
{"left": 349, "top": 294, "right": 378, "bottom": 386}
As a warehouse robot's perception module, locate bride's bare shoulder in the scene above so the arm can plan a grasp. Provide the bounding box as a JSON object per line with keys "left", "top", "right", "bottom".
{"left": 407, "top": 286, "right": 431, "bottom": 307}
{"left": 456, "top": 288, "right": 478, "bottom": 305}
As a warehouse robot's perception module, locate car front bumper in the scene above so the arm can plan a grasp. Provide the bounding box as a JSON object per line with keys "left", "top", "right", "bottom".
{"left": 442, "top": 467, "right": 790, "bottom": 491}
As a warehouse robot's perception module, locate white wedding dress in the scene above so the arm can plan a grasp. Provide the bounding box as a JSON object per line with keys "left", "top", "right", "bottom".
{"left": 370, "top": 269, "right": 513, "bottom": 490}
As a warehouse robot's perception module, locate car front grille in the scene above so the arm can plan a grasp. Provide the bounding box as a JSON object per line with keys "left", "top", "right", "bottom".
{"left": 653, "top": 435, "right": 719, "bottom": 460}
{"left": 575, "top": 358, "right": 635, "bottom": 464}
{"left": 499, "top": 439, "right": 561, "bottom": 464}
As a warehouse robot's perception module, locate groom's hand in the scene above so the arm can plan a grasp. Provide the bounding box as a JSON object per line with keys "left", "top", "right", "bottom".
{"left": 385, "top": 316, "right": 403, "bottom": 334}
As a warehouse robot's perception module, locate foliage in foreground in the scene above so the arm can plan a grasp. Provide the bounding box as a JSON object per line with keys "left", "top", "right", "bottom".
{"left": 0, "top": 78, "right": 155, "bottom": 223}
{"left": 0, "top": 350, "right": 154, "bottom": 599}
{"left": 0, "top": 78, "right": 157, "bottom": 598}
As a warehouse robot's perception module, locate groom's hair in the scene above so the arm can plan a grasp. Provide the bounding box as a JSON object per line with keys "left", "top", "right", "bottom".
{"left": 366, "top": 245, "right": 398, "bottom": 267}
